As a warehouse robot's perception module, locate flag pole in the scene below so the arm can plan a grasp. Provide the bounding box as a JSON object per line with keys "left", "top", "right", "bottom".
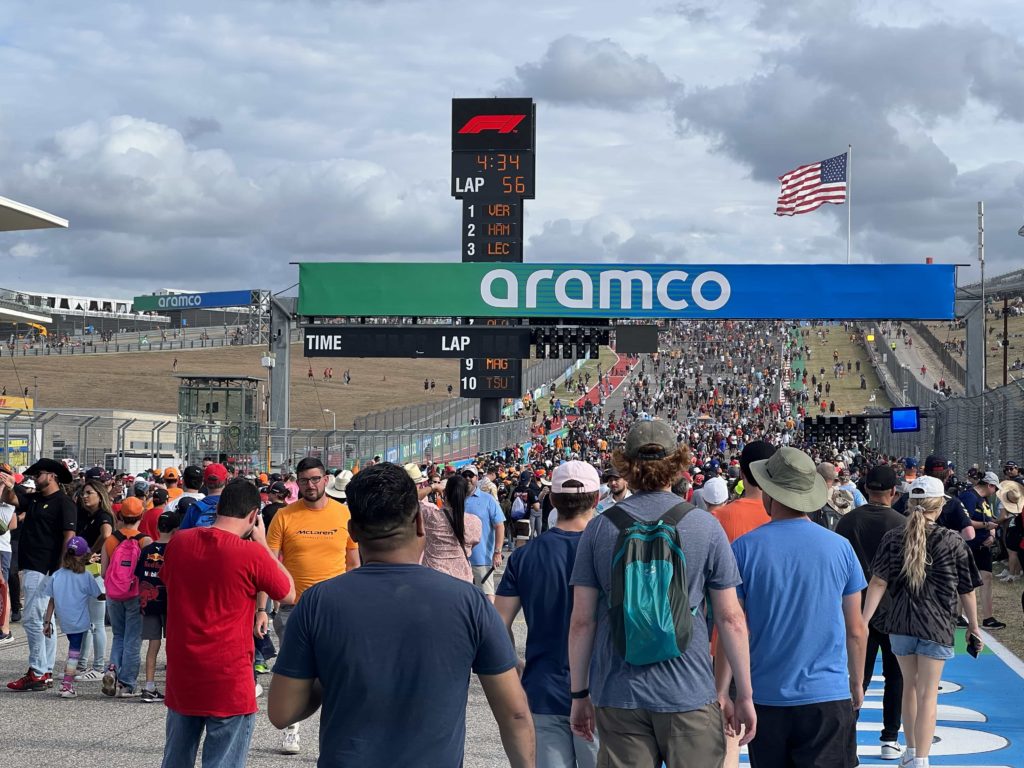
{"left": 847, "top": 144, "right": 852, "bottom": 265}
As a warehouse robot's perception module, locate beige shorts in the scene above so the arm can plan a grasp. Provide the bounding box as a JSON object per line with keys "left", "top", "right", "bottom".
{"left": 472, "top": 565, "right": 496, "bottom": 596}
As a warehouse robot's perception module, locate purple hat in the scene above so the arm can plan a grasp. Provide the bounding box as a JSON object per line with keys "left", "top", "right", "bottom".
{"left": 66, "top": 536, "right": 90, "bottom": 557}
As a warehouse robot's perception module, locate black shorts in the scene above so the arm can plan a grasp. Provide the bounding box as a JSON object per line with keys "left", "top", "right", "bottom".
{"left": 971, "top": 545, "right": 993, "bottom": 573}
{"left": 749, "top": 699, "right": 857, "bottom": 768}
{"left": 1007, "top": 521, "right": 1023, "bottom": 552}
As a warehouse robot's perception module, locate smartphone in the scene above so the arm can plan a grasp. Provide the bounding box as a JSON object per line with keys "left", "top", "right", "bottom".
{"left": 967, "top": 632, "right": 983, "bottom": 659}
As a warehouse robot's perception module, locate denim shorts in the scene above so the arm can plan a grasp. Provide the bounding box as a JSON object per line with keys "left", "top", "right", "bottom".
{"left": 890, "top": 633, "right": 954, "bottom": 660}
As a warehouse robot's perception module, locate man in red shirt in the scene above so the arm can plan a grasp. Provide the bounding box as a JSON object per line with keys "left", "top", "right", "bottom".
{"left": 159, "top": 479, "right": 294, "bottom": 768}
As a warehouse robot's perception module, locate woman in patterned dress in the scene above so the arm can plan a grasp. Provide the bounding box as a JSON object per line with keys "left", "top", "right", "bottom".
{"left": 419, "top": 473, "right": 481, "bottom": 583}
{"left": 862, "top": 476, "right": 983, "bottom": 768}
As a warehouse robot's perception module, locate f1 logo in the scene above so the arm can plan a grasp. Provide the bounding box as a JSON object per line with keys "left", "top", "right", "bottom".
{"left": 458, "top": 115, "right": 526, "bottom": 135}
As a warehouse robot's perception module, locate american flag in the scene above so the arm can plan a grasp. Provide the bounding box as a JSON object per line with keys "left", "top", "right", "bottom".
{"left": 775, "top": 152, "right": 848, "bottom": 216}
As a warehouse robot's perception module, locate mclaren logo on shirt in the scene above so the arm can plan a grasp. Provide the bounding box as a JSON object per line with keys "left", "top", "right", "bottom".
{"left": 295, "top": 529, "right": 340, "bottom": 537}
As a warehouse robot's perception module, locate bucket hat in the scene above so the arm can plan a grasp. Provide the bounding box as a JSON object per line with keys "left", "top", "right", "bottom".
{"left": 749, "top": 447, "right": 826, "bottom": 514}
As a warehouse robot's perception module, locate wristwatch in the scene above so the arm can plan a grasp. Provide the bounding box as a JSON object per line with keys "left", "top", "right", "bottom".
{"left": 570, "top": 688, "right": 590, "bottom": 699}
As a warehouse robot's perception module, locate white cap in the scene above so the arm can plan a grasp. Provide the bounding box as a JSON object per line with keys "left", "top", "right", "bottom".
{"left": 909, "top": 475, "right": 945, "bottom": 499}
{"left": 981, "top": 471, "right": 1000, "bottom": 487}
{"left": 703, "top": 476, "right": 729, "bottom": 505}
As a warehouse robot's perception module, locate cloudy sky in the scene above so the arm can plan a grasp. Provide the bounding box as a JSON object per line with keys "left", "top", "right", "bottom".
{"left": 2, "top": 0, "right": 1023, "bottom": 299}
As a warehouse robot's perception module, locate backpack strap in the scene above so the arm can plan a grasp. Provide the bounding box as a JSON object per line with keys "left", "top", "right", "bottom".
{"left": 659, "top": 501, "right": 695, "bottom": 527}
{"left": 112, "top": 530, "right": 127, "bottom": 544}
{"left": 602, "top": 504, "right": 635, "bottom": 531}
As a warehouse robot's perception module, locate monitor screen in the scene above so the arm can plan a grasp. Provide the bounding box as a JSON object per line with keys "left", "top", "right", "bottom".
{"left": 890, "top": 407, "right": 920, "bottom": 433}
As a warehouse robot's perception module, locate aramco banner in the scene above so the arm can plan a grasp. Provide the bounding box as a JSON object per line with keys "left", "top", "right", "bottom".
{"left": 298, "top": 263, "right": 956, "bottom": 320}
{"left": 134, "top": 290, "right": 254, "bottom": 312}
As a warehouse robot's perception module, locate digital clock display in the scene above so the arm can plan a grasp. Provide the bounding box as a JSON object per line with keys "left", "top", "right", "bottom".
{"left": 451, "top": 151, "right": 536, "bottom": 199}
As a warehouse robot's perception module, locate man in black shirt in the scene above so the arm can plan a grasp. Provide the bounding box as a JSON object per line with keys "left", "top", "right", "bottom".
{"left": 835, "top": 464, "right": 907, "bottom": 761}
{"left": 261, "top": 481, "right": 289, "bottom": 529}
{"left": 3, "top": 459, "right": 77, "bottom": 691}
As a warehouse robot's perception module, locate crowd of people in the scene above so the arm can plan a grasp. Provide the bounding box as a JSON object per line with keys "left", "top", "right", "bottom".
{"left": 3, "top": 318, "right": 1024, "bottom": 767}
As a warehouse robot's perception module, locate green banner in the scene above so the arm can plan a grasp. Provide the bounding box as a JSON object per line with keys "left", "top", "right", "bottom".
{"left": 298, "top": 262, "right": 957, "bottom": 320}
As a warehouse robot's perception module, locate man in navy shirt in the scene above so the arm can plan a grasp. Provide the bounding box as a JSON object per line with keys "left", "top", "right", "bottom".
{"left": 924, "top": 455, "right": 975, "bottom": 542}
{"left": 959, "top": 471, "right": 1005, "bottom": 630}
{"left": 496, "top": 461, "right": 601, "bottom": 767}
{"left": 269, "top": 462, "right": 534, "bottom": 767}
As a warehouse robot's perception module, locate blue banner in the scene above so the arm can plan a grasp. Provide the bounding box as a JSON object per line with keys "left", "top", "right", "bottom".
{"left": 134, "top": 290, "right": 253, "bottom": 311}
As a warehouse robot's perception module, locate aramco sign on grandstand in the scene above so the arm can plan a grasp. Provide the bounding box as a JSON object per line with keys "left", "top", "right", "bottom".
{"left": 298, "top": 263, "right": 956, "bottom": 320}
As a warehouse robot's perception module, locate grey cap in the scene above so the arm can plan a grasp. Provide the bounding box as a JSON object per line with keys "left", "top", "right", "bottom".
{"left": 624, "top": 419, "right": 677, "bottom": 461}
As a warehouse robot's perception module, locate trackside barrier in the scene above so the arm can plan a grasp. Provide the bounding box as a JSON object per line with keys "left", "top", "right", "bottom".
{"left": 865, "top": 333, "right": 1024, "bottom": 470}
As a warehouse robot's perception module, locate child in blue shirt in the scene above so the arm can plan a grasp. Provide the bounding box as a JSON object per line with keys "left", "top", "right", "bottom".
{"left": 43, "top": 537, "right": 101, "bottom": 698}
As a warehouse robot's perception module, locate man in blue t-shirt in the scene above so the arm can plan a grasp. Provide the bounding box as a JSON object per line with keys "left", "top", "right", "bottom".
{"left": 269, "top": 463, "right": 534, "bottom": 767}
{"left": 959, "top": 471, "right": 1005, "bottom": 630}
{"left": 726, "top": 446, "right": 867, "bottom": 768}
{"left": 463, "top": 465, "right": 505, "bottom": 602}
{"left": 496, "top": 461, "right": 601, "bottom": 768}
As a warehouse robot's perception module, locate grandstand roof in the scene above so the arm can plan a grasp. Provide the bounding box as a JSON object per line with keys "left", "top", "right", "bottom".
{"left": 0, "top": 196, "right": 68, "bottom": 232}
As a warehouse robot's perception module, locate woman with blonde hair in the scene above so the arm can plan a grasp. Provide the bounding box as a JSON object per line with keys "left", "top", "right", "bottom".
{"left": 863, "top": 475, "right": 983, "bottom": 768}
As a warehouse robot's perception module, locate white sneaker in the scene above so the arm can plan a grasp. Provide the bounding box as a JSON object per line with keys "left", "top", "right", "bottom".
{"left": 880, "top": 741, "right": 902, "bottom": 760}
{"left": 255, "top": 682, "right": 264, "bottom": 698}
{"left": 281, "top": 725, "right": 301, "bottom": 754}
{"left": 75, "top": 669, "right": 103, "bottom": 682}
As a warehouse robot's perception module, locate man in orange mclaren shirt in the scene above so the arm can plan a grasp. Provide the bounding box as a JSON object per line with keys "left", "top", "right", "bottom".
{"left": 254, "top": 456, "right": 359, "bottom": 756}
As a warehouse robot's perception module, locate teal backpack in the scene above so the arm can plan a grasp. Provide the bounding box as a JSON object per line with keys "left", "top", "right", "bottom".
{"left": 604, "top": 502, "right": 695, "bottom": 666}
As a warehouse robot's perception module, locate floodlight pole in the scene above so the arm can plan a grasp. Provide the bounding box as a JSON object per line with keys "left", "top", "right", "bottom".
{"left": 978, "top": 201, "right": 986, "bottom": 461}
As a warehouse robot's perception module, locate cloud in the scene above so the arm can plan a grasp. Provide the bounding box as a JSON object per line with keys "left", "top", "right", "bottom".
{"left": 184, "top": 116, "right": 222, "bottom": 141}
{"left": 5, "top": 114, "right": 459, "bottom": 293}
{"left": 500, "top": 35, "right": 676, "bottom": 110}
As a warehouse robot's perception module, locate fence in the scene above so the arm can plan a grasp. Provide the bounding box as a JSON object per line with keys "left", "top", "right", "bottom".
{"left": 908, "top": 321, "right": 967, "bottom": 390}
{"left": 353, "top": 357, "right": 574, "bottom": 430}
{"left": 0, "top": 408, "right": 533, "bottom": 473}
{"left": 266, "top": 419, "right": 531, "bottom": 471}
{"left": 0, "top": 327, "right": 302, "bottom": 357}
{"left": 865, "top": 329, "right": 1024, "bottom": 470}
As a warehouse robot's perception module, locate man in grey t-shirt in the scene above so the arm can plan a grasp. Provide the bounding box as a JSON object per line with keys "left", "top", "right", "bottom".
{"left": 568, "top": 419, "right": 756, "bottom": 767}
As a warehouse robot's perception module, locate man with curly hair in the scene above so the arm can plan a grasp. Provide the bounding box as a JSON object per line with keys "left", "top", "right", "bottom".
{"left": 568, "top": 419, "right": 755, "bottom": 767}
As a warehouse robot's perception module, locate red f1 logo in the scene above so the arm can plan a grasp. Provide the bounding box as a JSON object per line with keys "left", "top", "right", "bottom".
{"left": 458, "top": 115, "right": 526, "bottom": 135}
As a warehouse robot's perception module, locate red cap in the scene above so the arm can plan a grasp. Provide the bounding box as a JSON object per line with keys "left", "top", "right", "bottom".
{"left": 203, "top": 463, "right": 229, "bottom": 484}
